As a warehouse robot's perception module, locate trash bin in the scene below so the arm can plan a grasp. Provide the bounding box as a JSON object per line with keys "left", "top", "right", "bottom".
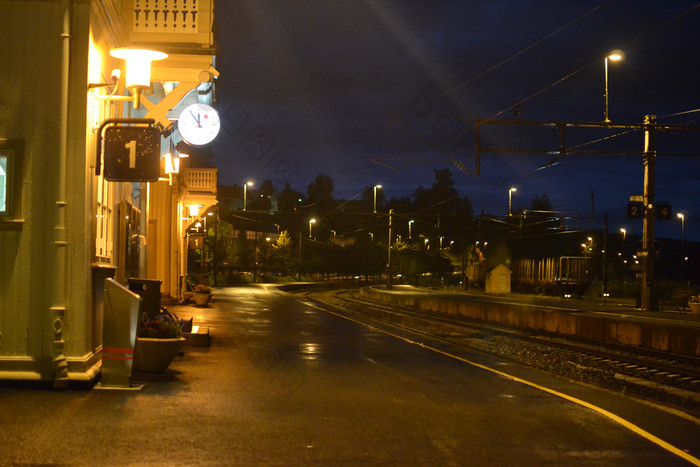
{"left": 127, "top": 278, "right": 162, "bottom": 319}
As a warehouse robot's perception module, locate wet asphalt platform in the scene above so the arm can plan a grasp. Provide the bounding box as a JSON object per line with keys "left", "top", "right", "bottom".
{"left": 0, "top": 284, "right": 698, "bottom": 465}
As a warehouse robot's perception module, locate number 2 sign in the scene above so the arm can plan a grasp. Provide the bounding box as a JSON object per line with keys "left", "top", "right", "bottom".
{"left": 626, "top": 201, "right": 644, "bottom": 219}
{"left": 103, "top": 126, "right": 160, "bottom": 182}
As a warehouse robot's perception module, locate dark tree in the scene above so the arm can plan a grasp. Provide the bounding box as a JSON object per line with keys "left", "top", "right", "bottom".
{"left": 307, "top": 174, "right": 336, "bottom": 213}
{"left": 278, "top": 183, "right": 305, "bottom": 212}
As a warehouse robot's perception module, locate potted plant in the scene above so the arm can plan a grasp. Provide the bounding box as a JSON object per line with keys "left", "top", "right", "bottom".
{"left": 133, "top": 309, "right": 187, "bottom": 373}
{"left": 688, "top": 295, "right": 700, "bottom": 314}
{"left": 193, "top": 284, "right": 213, "bottom": 306}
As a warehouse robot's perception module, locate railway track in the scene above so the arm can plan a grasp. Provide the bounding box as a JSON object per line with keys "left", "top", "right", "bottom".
{"left": 303, "top": 289, "right": 700, "bottom": 416}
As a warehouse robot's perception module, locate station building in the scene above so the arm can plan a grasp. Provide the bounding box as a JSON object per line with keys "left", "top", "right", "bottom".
{"left": 0, "top": 0, "right": 219, "bottom": 384}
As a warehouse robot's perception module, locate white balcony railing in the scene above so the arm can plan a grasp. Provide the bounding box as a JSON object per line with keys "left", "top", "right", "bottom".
{"left": 185, "top": 168, "right": 217, "bottom": 193}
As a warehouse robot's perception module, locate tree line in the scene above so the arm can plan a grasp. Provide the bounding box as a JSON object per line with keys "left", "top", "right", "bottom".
{"left": 192, "top": 168, "right": 577, "bottom": 286}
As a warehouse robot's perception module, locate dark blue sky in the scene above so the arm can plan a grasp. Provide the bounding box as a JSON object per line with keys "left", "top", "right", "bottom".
{"left": 211, "top": 1, "right": 700, "bottom": 241}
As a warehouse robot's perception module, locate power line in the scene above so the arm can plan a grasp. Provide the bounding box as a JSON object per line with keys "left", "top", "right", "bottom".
{"left": 434, "top": 0, "right": 614, "bottom": 99}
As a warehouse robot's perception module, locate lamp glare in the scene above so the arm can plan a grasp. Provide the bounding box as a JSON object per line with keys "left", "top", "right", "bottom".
{"left": 109, "top": 48, "right": 167, "bottom": 89}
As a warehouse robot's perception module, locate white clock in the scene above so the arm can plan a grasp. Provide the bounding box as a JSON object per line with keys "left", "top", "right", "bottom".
{"left": 177, "top": 103, "right": 220, "bottom": 146}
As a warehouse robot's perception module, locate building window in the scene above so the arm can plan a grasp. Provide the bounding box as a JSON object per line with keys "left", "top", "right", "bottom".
{"left": 0, "top": 140, "right": 22, "bottom": 219}
{"left": 95, "top": 173, "right": 114, "bottom": 262}
{"left": 0, "top": 154, "right": 7, "bottom": 215}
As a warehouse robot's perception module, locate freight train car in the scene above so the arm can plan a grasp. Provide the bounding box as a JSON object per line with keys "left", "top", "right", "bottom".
{"left": 512, "top": 256, "right": 591, "bottom": 296}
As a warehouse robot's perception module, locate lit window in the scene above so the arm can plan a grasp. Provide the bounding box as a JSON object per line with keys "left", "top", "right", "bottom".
{"left": 0, "top": 140, "right": 21, "bottom": 218}
{"left": 0, "top": 154, "right": 7, "bottom": 215}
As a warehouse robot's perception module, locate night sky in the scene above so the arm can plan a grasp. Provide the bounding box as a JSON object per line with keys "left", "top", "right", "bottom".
{"left": 210, "top": 1, "right": 700, "bottom": 241}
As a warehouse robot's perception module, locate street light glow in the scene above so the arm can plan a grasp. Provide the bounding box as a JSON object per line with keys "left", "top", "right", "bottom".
{"left": 508, "top": 187, "right": 517, "bottom": 216}
{"left": 243, "top": 181, "right": 254, "bottom": 211}
{"left": 373, "top": 184, "right": 382, "bottom": 213}
{"left": 604, "top": 50, "right": 623, "bottom": 122}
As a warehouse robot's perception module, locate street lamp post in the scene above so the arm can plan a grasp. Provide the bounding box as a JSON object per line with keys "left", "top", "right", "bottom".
{"left": 408, "top": 220, "right": 414, "bottom": 239}
{"left": 243, "top": 181, "right": 253, "bottom": 211}
{"left": 677, "top": 213, "right": 685, "bottom": 241}
{"left": 604, "top": 51, "right": 623, "bottom": 123}
{"left": 678, "top": 213, "right": 686, "bottom": 283}
{"left": 508, "top": 187, "right": 517, "bottom": 216}
{"left": 373, "top": 184, "right": 382, "bottom": 213}
{"left": 308, "top": 218, "right": 316, "bottom": 238}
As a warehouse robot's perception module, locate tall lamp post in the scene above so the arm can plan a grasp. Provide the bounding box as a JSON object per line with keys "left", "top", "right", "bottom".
{"left": 408, "top": 220, "right": 414, "bottom": 239}
{"left": 308, "top": 218, "right": 316, "bottom": 238}
{"left": 243, "top": 181, "right": 253, "bottom": 211}
{"left": 373, "top": 184, "right": 382, "bottom": 213}
{"left": 508, "top": 187, "right": 517, "bottom": 216}
{"left": 604, "top": 50, "right": 623, "bottom": 123}
{"left": 677, "top": 213, "right": 686, "bottom": 283}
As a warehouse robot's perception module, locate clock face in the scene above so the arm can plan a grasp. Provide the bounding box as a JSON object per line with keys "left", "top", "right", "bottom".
{"left": 178, "top": 103, "right": 220, "bottom": 146}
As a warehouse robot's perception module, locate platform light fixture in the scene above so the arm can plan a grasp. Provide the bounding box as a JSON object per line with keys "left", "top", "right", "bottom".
{"left": 89, "top": 48, "right": 167, "bottom": 109}
{"left": 508, "top": 187, "right": 517, "bottom": 216}
{"left": 604, "top": 50, "right": 624, "bottom": 123}
{"left": 373, "top": 184, "right": 382, "bottom": 213}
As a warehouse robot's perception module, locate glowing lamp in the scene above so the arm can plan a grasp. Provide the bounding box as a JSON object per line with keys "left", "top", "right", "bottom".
{"left": 163, "top": 152, "right": 180, "bottom": 174}
{"left": 109, "top": 48, "right": 167, "bottom": 108}
{"left": 109, "top": 48, "right": 167, "bottom": 88}
{"left": 187, "top": 205, "right": 202, "bottom": 217}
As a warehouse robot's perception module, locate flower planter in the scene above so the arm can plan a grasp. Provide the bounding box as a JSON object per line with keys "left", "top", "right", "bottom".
{"left": 193, "top": 292, "right": 212, "bottom": 306}
{"left": 688, "top": 302, "right": 700, "bottom": 315}
{"left": 133, "top": 337, "right": 185, "bottom": 373}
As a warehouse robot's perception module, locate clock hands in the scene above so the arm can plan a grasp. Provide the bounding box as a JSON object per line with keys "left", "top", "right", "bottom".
{"left": 189, "top": 110, "right": 202, "bottom": 128}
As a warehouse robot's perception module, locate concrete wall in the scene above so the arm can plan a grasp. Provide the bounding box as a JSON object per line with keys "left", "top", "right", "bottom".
{"left": 361, "top": 288, "right": 700, "bottom": 357}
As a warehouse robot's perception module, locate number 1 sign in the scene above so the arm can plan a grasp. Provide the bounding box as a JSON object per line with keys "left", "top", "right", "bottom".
{"left": 103, "top": 126, "right": 160, "bottom": 182}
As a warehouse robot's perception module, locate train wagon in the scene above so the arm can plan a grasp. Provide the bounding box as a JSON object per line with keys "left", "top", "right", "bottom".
{"left": 513, "top": 256, "right": 591, "bottom": 296}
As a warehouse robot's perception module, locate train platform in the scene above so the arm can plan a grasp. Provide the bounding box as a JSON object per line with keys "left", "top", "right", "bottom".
{"left": 375, "top": 284, "right": 700, "bottom": 324}
{"left": 361, "top": 285, "right": 700, "bottom": 357}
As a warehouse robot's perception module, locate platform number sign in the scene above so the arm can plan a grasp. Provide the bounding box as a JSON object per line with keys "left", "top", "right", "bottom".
{"left": 626, "top": 201, "right": 644, "bottom": 219}
{"left": 626, "top": 201, "right": 673, "bottom": 220}
{"left": 655, "top": 202, "right": 673, "bottom": 220}
{"left": 103, "top": 126, "right": 160, "bottom": 182}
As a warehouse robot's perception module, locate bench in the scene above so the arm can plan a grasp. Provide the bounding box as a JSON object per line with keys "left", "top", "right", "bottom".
{"left": 659, "top": 288, "right": 694, "bottom": 313}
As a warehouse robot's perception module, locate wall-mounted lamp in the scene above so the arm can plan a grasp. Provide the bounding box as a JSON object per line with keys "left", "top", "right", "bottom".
{"left": 89, "top": 48, "right": 167, "bottom": 109}
{"left": 163, "top": 140, "right": 181, "bottom": 176}
{"left": 187, "top": 205, "right": 202, "bottom": 217}
{"left": 163, "top": 152, "right": 180, "bottom": 175}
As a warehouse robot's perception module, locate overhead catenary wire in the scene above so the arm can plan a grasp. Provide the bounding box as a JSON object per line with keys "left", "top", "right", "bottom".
{"left": 433, "top": 0, "right": 615, "bottom": 100}
{"left": 421, "top": 2, "right": 700, "bottom": 173}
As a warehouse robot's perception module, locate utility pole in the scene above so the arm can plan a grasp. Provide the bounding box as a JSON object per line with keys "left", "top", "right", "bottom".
{"left": 387, "top": 209, "right": 394, "bottom": 289}
{"left": 470, "top": 116, "right": 700, "bottom": 310}
{"left": 603, "top": 214, "right": 608, "bottom": 296}
{"left": 641, "top": 115, "right": 657, "bottom": 311}
{"left": 298, "top": 231, "right": 302, "bottom": 281}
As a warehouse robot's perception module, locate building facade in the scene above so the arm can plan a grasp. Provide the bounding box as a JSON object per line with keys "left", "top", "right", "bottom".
{"left": 0, "top": 0, "right": 218, "bottom": 384}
